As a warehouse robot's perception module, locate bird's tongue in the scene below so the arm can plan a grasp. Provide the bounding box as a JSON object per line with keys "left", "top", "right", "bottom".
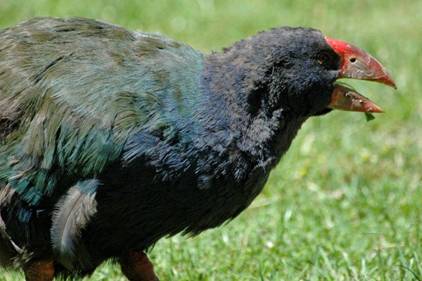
{"left": 329, "top": 84, "right": 383, "bottom": 113}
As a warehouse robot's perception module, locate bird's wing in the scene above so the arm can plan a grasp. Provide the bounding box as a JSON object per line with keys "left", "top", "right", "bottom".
{"left": 0, "top": 17, "right": 204, "bottom": 207}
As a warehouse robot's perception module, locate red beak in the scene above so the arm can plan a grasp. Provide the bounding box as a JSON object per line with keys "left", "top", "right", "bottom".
{"left": 324, "top": 36, "right": 396, "bottom": 113}
{"left": 325, "top": 37, "right": 396, "bottom": 89}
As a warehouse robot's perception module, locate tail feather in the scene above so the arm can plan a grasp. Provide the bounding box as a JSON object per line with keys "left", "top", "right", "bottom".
{"left": 0, "top": 185, "right": 19, "bottom": 267}
{"left": 0, "top": 215, "right": 17, "bottom": 267}
{"left": 50, "top": 179, "right": 98, "bottom": 271}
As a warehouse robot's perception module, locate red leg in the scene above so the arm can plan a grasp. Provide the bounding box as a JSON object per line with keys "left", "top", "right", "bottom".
{"left": 120, "top": 251, "right": 159, "bottom": 281}
{"left": 23, "top": 259, "right": 55, "bottom": 281}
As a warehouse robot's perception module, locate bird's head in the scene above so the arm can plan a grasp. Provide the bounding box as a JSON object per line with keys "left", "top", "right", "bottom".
{"left": 225, "top": 27, "right": 396, "bottom": 117}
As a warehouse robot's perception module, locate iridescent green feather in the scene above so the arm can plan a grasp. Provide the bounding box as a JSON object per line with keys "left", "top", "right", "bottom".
{"left": 0, "top": 17, "right": 204, "bottom": 206}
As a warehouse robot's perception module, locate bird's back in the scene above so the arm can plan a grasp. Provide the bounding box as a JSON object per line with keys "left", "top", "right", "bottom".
{"left": 0, "top": 17, "right": 204, "bottom": 205}
{"left": 0, "top": 18, "right": 206, "bottom": 269}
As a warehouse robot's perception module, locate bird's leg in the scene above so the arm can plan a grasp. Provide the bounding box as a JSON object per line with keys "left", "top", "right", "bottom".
{"left": 23, "top": 259, "right": 55, "bottom": 281}
{"left": 120, "top": 251, "right": 159, "bottom": 281}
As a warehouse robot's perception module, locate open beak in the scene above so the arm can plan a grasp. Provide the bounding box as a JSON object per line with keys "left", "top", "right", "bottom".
{"left": 325, "top": 36, "right": 396, "bottom": 113}
{"left": 329, "top": 84, "right": 383, "bottom": 113}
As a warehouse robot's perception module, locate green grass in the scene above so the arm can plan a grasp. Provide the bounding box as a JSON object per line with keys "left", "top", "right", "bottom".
{"left": 0, "top": 0, "right": 421, "bottom": 280}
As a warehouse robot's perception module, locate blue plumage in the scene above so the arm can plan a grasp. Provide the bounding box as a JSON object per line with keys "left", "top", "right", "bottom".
{"left": 0, "top": 17, "right": 354, "bottom": 280}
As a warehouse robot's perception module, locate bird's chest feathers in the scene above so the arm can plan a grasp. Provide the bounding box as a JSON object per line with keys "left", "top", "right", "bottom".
{"left": 119, "top": 112, "right": 303, "bottom": 234}
{"left": 174, "top": 113, "right": 303, "bottom": 230}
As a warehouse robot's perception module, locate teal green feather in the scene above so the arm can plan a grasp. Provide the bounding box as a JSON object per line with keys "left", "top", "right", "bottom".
{"left": 0, "top": 17, "right": 204, "bottom": 206}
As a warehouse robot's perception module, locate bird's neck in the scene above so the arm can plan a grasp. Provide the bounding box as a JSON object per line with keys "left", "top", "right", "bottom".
{"left": 199, "top": 49, "right": 307, "bottom": 170}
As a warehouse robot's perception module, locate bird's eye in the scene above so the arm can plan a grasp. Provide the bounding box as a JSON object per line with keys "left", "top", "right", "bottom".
{"left": 315, "top": 51, "right": 337, "bottom": 70}
{"left": 316, "top": 52, "right": 330, "bottom": 66}
{"left": 349, "top": 57, "right": 357, "bottom": 63}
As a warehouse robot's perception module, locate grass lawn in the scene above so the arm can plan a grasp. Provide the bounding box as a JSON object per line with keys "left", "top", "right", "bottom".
{"left": 0, "top": 0, "right": 421, "bottom": 280}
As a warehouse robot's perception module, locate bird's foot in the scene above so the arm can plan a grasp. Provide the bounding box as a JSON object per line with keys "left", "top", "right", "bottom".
{"left": 120, "top": 251, "right": 159, "bottom": 281}
{"left": 23, "top": 259, "right": 55, "bottom": 281}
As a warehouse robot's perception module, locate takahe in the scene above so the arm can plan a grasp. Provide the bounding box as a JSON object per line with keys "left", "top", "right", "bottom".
{"left": 0, "top": 18, "right": 395, "bottom": 281}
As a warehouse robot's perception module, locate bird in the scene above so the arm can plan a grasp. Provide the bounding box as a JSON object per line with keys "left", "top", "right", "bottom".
{"left": 0, "top": 17, "right": 395, "bottom": 281}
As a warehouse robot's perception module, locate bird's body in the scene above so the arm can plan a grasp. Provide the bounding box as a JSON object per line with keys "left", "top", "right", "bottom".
{"left": 0, "top": 17, "right": 395, "bottom": 280}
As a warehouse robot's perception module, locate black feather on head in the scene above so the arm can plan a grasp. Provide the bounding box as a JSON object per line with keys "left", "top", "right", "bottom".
{"left": 208, "top": 27, "right": 341, "bottom": 118}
